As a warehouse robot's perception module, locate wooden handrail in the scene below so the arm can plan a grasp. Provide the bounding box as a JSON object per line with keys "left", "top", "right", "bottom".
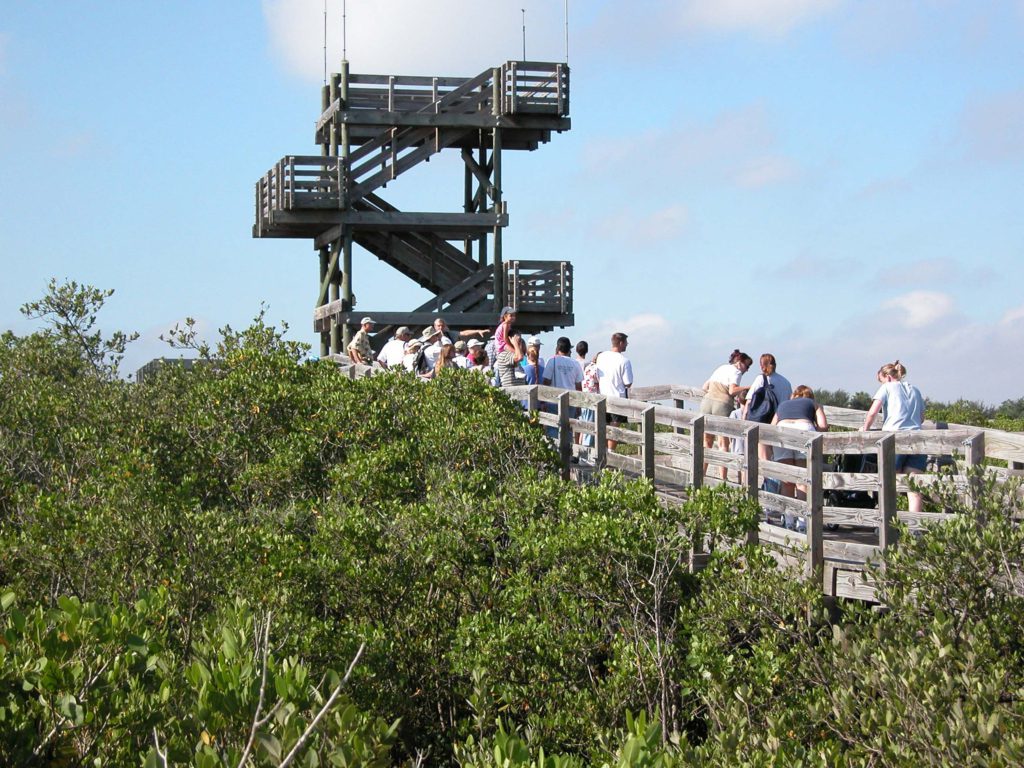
{"left": 323, "top": 361, "right": 1021, "bottom": 601}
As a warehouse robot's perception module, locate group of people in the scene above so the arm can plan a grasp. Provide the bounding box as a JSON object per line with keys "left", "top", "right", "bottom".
{"left": 701, "top": 349, "right": 926, "bottom": 519}
{"left": 347, "top": 310, "right": 634, "bottom": 452}
{"left": 351, "top": 317, "right": 929, "bottom": 515}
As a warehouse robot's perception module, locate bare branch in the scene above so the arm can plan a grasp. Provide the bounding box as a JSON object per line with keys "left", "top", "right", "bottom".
{"left": 278, "top": 642, "right": 366, "bottom": 768}
{"left": 238, "top": 612, "right": 273, "bottom": 768}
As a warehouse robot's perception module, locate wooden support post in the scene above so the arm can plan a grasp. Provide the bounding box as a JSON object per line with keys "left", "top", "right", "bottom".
{"left": 328, "top": 71, "right": 342, "bottom": 357}
{"left": 558, "top": 391, "right": 572, "bottom": 480}
{"left": 527, "top": 385, "right": 539, "bottom": 414}
{"left": 337, "top": 62, "right": 353, "bottom": 350}
{"left": 492, "top": 123, "right": 503, "bottom": 310}
{"left": 478, "top": 145, "right": 488, "bottom": 268}
{"left": 341, "top": 228, "right": 353, "bottom": 349}
{"left": 963, "top": 430, "right": 985, "bottom": 508}
{"left": 318, "top": 247, "right": 329, "bottom": 357}
{"left": 806, "top": 435, "right": 824, "bottom": 584}
{"left": 690, "top": 415, "right": 705, "bottom": 490}
{"left": 963, "top": 430, "right": 985, "bottom": 467}
{"left": 319, "top": 82, "right": 331, "bottom": 357}
{"left": 642, "top": 405, "right": 656, "bottom": 480}
{"left": 595, "top": 398, "right": 608, "bottom": 470}
{"left": 491, "top": 68, "right": 503, "bottom": 308}
{"left": 743, "top": 424, "right": 759, "bottom": 496}
{"left": 743, "top": 424, "right": 760, "bottom": 544}
{"left": 463, "top": 150, "right": 473, "bottom": 262}
{"left": 877, "top": 434, "right": 897, "bottom": 554}
{"left": 329, "top": 242, "right": 341, "bottom": 355}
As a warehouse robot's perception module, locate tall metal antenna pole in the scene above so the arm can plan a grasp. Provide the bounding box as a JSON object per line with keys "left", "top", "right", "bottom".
{"left": 521, "top": 9, "right": 526, "bottom": 60}
{"left": 323, "top": 0, "right": 328, "bottom": 84}
{"left": 564, "top": 0, "right": 569, "bottom": 62}
{"left": 342, "top": 0, "right": 347, "bottom": 61}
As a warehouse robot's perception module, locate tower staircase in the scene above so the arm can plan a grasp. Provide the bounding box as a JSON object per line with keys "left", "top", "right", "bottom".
{"left": 254, "top": 61, "right": 573, "bottom": 354}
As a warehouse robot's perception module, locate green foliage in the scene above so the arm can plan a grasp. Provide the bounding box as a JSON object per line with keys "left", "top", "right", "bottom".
{"left": 4, "top": 280, "right": 1024, "bottom": 765}
{"left": 677, "top": 485, "right": 760, "bottom": 552}
{"left": 812, "top": 389, "right": 873, "bottom": 411}
{"left": 18, "top": 277, "right": 139, "bottom": 378}
{"left": 0, "top": 589, "right": 396, "bottom": 766}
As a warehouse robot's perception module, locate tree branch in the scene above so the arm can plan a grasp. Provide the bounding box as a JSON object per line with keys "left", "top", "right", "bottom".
{"left": 278, "top": 642, "right": 366, "bottom": 768}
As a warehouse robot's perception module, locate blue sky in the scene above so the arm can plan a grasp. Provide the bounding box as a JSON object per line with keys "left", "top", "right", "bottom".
{"left": 2, "top": 1, "right": 1023, "bottom": 403}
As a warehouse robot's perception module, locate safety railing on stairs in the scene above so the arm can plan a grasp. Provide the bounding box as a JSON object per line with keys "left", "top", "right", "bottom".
{"left": 501, "top": 61, "right": 570, "bottom": 116}
{"left": 504, "top": 260, "right": 572, "bottom": 314}
{"left": 254, "top": 156, "right": 342, "bottom": 233}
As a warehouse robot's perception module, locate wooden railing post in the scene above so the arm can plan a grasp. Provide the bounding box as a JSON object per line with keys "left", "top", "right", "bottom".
{"left": 527, "top": 385, "right": 539, "bottom": 414}
{"left": 877, "top": 434, "right": 897, "bottom": 554}
{"left": 807, "top": 435, "right": 824, "bottom": 584}
{"left": 642, "top": 405, "right": 656, "bottom": 480}
{"left": 963, "top": 430, "right": 985, "bottom": 467}
{"left": 743, "top": 424, "right": 760, "bottom": 545}
{"left": 963, "top": 430, "right": 985, "bottom": 508}
{"left": 690, "top": 415, "right": 705, "bottom": 489}
{"left": 595, "top": 398, "right": 608, "bottom": 470}
{"left": 558, "top": 391, "right": 572, "bottom": 480}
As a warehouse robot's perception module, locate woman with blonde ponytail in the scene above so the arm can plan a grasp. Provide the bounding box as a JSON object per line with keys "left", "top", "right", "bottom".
{"left": 862, "top": 360, "right": 926, "bottom": 512}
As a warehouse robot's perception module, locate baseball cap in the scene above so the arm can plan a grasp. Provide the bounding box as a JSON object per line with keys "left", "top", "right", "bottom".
{"left": 526, "top": 336, "right": 542, "bottom": 347}
{"left": 360, "top": 316, "right": 375, "bottom": 325}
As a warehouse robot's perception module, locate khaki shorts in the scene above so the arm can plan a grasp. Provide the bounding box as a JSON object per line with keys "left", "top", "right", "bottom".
{"left": 700, "top": 397, "right": 733, "bottom": 417}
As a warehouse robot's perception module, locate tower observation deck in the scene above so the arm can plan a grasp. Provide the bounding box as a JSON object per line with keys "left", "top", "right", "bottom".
{"left": 254, "top": 60, "right": 572, "bottom": 354}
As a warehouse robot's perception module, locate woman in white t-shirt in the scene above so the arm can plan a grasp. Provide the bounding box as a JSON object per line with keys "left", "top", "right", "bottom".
{"left": 744, "top": 353, "right": 793, "bottom": 462}
{"left": 862, "top": 360, "right": 926, "bottom": 513}
{"left": 700, "top": 349, "right": 753, "bottom": 480}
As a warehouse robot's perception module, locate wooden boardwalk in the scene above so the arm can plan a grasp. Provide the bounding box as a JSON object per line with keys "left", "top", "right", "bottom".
{"left": 332, "top": 356, "right": 1024, "bottom": 603}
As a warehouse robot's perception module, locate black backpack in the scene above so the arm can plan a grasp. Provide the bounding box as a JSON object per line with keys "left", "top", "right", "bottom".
{"left": 746, "top": 377, "right": 779, "bottom": 423}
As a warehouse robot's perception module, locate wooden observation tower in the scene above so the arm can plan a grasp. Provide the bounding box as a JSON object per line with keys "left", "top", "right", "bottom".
{"left": 254, "top": 60, "right": 573, "bottom": 354}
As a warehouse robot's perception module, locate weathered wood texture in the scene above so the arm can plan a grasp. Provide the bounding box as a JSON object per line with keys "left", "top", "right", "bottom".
{"left": 255, "top": 60, "right": 574, "bottom": 353}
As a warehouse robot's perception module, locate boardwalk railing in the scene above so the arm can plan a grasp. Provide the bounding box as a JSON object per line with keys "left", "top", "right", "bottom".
{"left": 327, "top": 357, "right": 1024, "bottom": 602}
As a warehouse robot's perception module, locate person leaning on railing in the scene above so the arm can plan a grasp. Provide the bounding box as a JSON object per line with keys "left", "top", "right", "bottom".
{"left": 771, "top": 385, "right": 829, "bottom": 507}
{"left": 701, "top": 349, "right": 753, "bottom": 481}
{"left": 861, "top": 360, "right": 926, "bottom": 514}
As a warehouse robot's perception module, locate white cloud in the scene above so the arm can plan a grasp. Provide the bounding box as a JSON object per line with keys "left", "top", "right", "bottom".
{"left": 263, "top": 0, "right": 567, "bottom": 81}
{"left": 573, "top": 312, "right": 682, "bottom": 390}
{"left": 1000, "top": 305, "right": 1024, "bottom": 326}
{"left": 880, "top": 258, "right": 995, "bottom": 290}
{"left": 881, "top": 291, "right": 955, "bottom": 329}
{"left": 734, "top": 155, "right": 799, "bottom": 188}
{"left": 677, "top": 0, "right": 842, "bottom": 37}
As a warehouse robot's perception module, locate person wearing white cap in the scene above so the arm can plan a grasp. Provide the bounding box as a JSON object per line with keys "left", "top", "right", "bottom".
{"left": 452, "top": 339, "right": 472, "bottom": 369}
{"left": 376, "top": 326, "right": 412, "bottom": 369}
{"left": 466, "top": 338, "right": 490, "bottom": 373}
{"left": 347, "top": 317, "right": 375, "bottom": 365}
{"left": 402, "top": 338, "right": 423, "bottom": 373}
